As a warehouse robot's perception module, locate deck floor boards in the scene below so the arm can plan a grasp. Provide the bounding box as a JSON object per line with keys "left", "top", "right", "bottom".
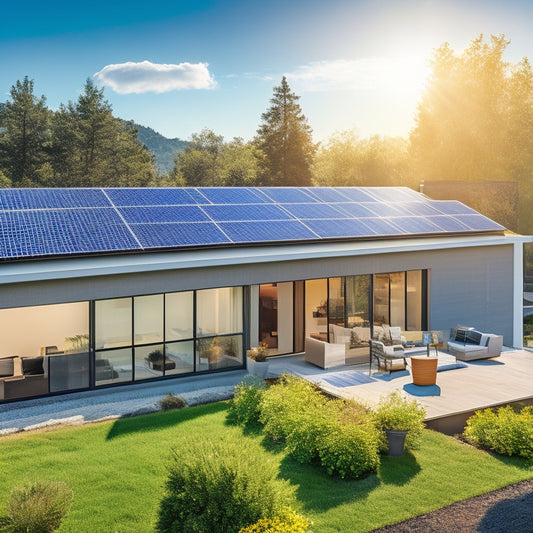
{"left": 269, "top": 349, "right": 533, "bottom": 421}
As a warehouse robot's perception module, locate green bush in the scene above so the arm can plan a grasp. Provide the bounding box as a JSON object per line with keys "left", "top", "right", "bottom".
{"left": 158, "top": 393, "right": 187, "bottom": 411}
{"left": 238, "top": 507, "right": 311, "bottom": 533}
{"left": 1, "top": 480, "right": 73, "bottom": 533}
{"left": 464, "top": 405, "right": 533, "bottom": 460}
{"left": 229, "top": 375, "right": 267, "bottom": 425}
{"left": 317, "top": 422, "right": 380, "bottom": 479}
{"left": 285, "top": 407, "right": 337, "bottom": 464}
{"left": 259, "top": 374, "right": 327, "bottom": 441}
{"left": 373, "top": 391, "right": 426, "bottom": 450}
{"left": 156, "top": 437, "right": 294, "bottom": 533}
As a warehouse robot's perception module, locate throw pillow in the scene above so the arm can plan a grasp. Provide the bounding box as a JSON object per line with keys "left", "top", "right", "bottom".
{"left": 21, "top": 356, "right": 44, "bottom": 375}
{"left": 0, "top": 358, "right": 14, "bottom": 377}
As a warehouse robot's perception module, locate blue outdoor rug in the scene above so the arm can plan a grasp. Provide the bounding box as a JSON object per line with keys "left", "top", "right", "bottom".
{"left": 321, "top": 370, "right": 377, "bottom": 388}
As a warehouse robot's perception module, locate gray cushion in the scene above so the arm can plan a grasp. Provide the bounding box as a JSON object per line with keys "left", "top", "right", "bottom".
{"left": 0, "top": 358, "right": 14, "bottom": 377}
{"left": 465, "top": 330, "right": 482, "bottom": 345}
{"left": 21, "top": 356, "right": 44, "bottom": 375}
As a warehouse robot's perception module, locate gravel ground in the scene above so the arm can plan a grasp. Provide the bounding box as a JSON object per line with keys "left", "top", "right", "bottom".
{"left": 371, "top": 478, "right": 533, "bottom": 533}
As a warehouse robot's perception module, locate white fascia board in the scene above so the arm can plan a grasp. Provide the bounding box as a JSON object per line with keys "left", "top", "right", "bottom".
{"left": 0, "top": 234, "right": 530, "bottom": 285}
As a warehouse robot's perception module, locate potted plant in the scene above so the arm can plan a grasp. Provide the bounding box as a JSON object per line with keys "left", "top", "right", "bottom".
{"left": 246, "top": 342, "right": 269, "bottom": 379}
{"left": 146, "top": 349, "right": 164, "bottom": 370}
{"left": 374, "top": 391, "right": 426, "bottom": 456}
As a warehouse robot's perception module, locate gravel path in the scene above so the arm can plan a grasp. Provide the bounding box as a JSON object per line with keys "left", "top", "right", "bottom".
{"left": 371, "top": 478, "right": 533, "bottom": 533}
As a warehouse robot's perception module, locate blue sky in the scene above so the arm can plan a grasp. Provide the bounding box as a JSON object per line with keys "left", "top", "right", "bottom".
{"left": 1, "top": 0, "right": 532, "bottom": 142}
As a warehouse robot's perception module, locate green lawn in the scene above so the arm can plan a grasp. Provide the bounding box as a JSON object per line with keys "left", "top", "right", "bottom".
{"left": 1, "top": 402, "right": 532, "bottom": 533}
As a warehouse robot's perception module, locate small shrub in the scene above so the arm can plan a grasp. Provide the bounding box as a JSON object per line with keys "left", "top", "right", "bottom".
{"left": 158, "top": 393, "right": 187, "bottom": 411}
{"left": 1, "top": 480, "right": 73, "bottom": 533}
{"left": 229, "top": 375, "right": 267, "bottom": 425}
{"left": 157, "top": 437, "right": 294, "bottom": 533}
{"left": 373, "top": 391, "right": 426, "bottom": 450}
{"left": 337, "top": 399, "right": 372, "bottom": 426}
{"left": 259, "top": 374, "right": 327, "bottom": 441}
{"left": 285, "top": 406, "right": 337, "bottom": 464}
{"left": 317, "top": 422, "right": 380, "bottom": 479}
{"left": 238, "top": 507, "right": 311, "bottom": 533}
{"left": 464, "top": 405, "right": 533, "bottom": 460}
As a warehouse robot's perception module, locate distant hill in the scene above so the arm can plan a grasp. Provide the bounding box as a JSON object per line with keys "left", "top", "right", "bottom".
{"left": 122, "top": 120, "right": 188, "bottom": 174}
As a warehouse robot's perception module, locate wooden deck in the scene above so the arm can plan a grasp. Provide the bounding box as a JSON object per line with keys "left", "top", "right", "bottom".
{"left": 269, "top": 349, "right": 533, "bottom": 433}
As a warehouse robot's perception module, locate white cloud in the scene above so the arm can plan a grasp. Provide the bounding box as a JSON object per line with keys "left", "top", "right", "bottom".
{"left": 285, "top": 57, "right": 429, "bottom": 93}
{"left": 94, "top": 60, "right": 216, "bottom": 94}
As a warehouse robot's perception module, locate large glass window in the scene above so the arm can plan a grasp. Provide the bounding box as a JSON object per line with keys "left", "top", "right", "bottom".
{"left": 373, "top": 274, "right": 390, "bottom": 326}
{"left": 390, "top": 272, "right": 406, "bottom": 330}
{"left": 165, "top": 341, "right": 194, "bottom": 375}
{"left": 407, "top": 270, "right": 423, "bottom": 330}
{"left": 328, "top": 277, "right": 344, "bottom": 328}
{"left": 134, "top": 294, "right": 163, "bottom": 345}
{"left": 95, "top": 298, "right": 132, "bottom": 349}
{"left": 0, "top": 302, "right": 90, "bottom": 400}
{"left": 197, "top": 335, "right": 243, "bottom": 371}
{"left": 305, "top": 278, "right": 328, "bottom": 341}
{"left": 259, "top": 282, "right": 294, "bottom": 356}
{"left": 197, "top": 287, "right": 243, "bottom": 337}
{"left": 95, "top": 348, "right": 132, "bottom": 386}
{"left": 165, "top": 292, "right": 193, "bottom": 341}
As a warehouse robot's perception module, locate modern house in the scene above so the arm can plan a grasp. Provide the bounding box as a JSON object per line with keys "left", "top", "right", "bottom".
{"left": 0, "top": 186, "right": 527, "bottom": 403}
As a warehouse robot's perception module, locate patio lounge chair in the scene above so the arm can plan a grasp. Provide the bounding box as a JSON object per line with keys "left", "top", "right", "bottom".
{"left": 305, "top": 337, "right": 345, "bottom": 369}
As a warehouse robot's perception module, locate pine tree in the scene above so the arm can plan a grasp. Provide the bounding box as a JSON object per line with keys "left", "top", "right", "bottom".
{"left": 50, "top": 80, "right": 155, "bottom": 187}
{"left": 0, "top": 76, "right": 50, "bottom": 185}
{"left": 255, "top": 77, "right": 316, "bottom": 186}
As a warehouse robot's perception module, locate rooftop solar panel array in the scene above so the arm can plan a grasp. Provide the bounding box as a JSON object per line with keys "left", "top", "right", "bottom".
{"left": 0, "top": 187, "right": 506, "bottom": 261}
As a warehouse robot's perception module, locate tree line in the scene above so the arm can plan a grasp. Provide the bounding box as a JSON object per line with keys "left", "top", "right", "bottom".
{"left": 1, "top": 34, "right": 533, "bottom": 234}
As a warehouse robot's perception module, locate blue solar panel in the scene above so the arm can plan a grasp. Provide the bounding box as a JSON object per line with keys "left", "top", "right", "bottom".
{"left": 0, "top": 208, "right": 140, "bottom": 259}
{"left": 426, "top": 216, "right": 471, "bottom": 232}
{"left": 303, "top": 218, "right": 377, "bottom": 238}
{"left": 452, "top": 214, "right": 505, "bottom": 231}
{"left": 202, "top": 204, "right": 294, "bottom": 222}
{"left": 258, "top": 187, "right": 318, "bottom": 203}
{"left": 304, "top": 188, "right": 355, "bottom": 203}
{"left": 219, "top": 220, "right": 318, "bottom": 242}
{"left": 364, "top": 202, "right": 407, "bottom": 217}
{"left": 282, "top": 203, "right": 347, "bottom": 219}
{"left": 427, "top": 200, "right": 478, "bottom": 215}
{"left": 366, "top": 187, "right": 422, "bottom": 202}
{"left": 118, "top": 206, "right": 210, "bottom": 224}
{"left": 400, "top": 202, "right": 447, "bottom": 216}
{"left": 388, "top": 216, "right": 446, "bottom": 234}
{"left": 196, "top": 187, "right": 268, "bottom": 204}
{"left": 0, "top": 188, "right": 110, "bottom": 210}
{"left": 131, "top": 222, "right": 231, "bottom": 248}
{"left": 105, "top": 188, "right": 196, "bottom": 206}
{"left": 333, "top": 188, "right": 379, "bottom": 202}
{"left": 331, "top": 203, "right": 377, "bottom": 218}
{"left": 0, "top": 187, "right": 507, "bottom": 261}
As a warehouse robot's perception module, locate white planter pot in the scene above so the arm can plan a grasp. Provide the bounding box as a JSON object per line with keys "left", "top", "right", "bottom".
{"left": 247, "top": 357, "right": 270, "bottom": 379}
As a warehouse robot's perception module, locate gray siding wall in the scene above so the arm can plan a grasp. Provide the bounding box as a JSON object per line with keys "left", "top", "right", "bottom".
{"left": 0, "top": 244, "right": 514, "bottom": 345}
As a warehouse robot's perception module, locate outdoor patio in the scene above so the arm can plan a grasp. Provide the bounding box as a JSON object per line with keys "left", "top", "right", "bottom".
{"left": 268, "top": 348, "right": 533, "bottom": 434}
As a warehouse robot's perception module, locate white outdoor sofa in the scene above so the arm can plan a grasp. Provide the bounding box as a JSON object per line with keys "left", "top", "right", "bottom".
{"left": 446, "top": 328, "right": 503, "bottom": 361}
{"left": 304, "top": 337, "right": 345, "bottom": 369}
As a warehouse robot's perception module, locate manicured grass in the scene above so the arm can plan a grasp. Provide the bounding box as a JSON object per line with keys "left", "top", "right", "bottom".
{"left": 1, "top": 402, "right": 532, "bottom": 533}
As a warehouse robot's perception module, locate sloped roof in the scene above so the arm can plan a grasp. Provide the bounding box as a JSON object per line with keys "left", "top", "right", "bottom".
{"left": 0, "top": 186, "right": 505, "bottom": 261}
